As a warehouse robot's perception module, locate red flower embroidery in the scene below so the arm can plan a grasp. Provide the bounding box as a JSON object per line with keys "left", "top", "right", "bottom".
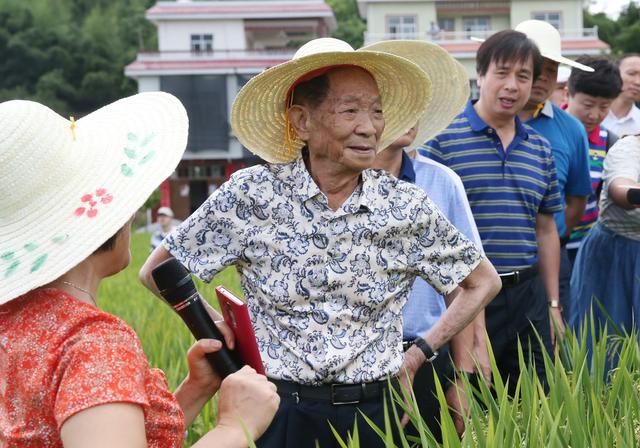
{"left": 74, "top": 188, "right": 113, "bottom": 219}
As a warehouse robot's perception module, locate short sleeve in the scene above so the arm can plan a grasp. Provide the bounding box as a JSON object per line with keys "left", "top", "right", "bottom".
{"left": 54, "top": 328, "right": 150, "bottom": 429}
{"left": 604, "top": 136, "right": 640, "bottom": 183}
{"left": 411, "top": 196, "right": 484, "bottom": 296}
{"left": 539, "top": 148, "right": 563, "bottom": 215}
{"left": 164, "top": 173, "right": 248, "bottom": 282}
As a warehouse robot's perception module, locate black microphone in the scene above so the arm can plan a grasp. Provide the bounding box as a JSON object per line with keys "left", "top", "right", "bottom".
{"left": 627, "top": 187, "right": 640, "bottom": 205}
{"left": 151, "top": 258, "right": 241, "bottom": 378}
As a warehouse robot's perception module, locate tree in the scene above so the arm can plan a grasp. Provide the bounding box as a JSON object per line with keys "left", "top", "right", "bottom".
{"left": 325, "top": 0, "right": 366, "bottom": 49}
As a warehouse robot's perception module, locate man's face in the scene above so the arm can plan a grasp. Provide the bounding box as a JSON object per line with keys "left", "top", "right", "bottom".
{"left": 567, "top": 92, "right": 613, "bottom": 133}
{"left": 477, "top": 56, "right": 534, "bottom": 120}
{"left": 528, "top": 58, "right": 559, "bottom": 106}
{"left": 388, "top": 122, "right": 418, "bottom": 151}
{"left": 305, "top": 67, "right": 384, "bottom": 173}
{"left": 619, "top": 56, "right": 640, "bottom": 102}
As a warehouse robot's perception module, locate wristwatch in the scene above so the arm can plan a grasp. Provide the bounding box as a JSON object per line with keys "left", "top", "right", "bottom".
{"left": 548, "top": 299, "right": 562, "bottom": 310}
{"left": 412, "top": 337, "right": 438, "bottom": 363}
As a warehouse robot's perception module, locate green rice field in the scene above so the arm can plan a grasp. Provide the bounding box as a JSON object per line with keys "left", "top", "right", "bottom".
{"left": 100, "top": 233, "right": 640, "bottom": 447}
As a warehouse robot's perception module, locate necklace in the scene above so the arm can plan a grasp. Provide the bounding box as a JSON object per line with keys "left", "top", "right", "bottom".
{"left": 62, "top": 281, "right": 97, "bottom": 306}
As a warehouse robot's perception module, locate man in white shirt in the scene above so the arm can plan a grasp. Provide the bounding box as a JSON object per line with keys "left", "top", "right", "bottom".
{"left": 602, "top": 54, "right": 640, "bottom": 136}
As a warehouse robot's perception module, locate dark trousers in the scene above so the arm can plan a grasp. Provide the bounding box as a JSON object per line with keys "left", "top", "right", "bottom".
{"left": 405, "top": 343, "right": 452, "bottom": 442}
{"left": 257, "top": 382, "right": 402, "bottom": 448}
{"left": 485, "top": 273, "right": 552, "bottom": 394}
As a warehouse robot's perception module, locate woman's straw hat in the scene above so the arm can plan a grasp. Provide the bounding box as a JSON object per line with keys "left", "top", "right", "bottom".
{"left": 0, "top": 92, "right": 188, "bottom": 304}
{"left": 362, "top": 39, "right": 470, "bottom": 149}
{"left": 231, "top": 37, "right": 433, "bottom": 163}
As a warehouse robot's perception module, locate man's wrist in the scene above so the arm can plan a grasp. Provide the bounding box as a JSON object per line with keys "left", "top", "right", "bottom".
{"left": 548, "top": 299, "right": 562, "bottom": 310}
{"left": 412, "top": 337, "right": 438, "bottom": 363}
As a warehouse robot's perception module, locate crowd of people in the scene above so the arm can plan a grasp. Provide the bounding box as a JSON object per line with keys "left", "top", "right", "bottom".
{"left": 1, "top": 18, "right": 639, "bottom": 448}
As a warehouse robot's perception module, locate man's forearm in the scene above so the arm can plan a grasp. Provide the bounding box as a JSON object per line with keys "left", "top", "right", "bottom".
{"left": 423, "top": 259, "right": 500, "bottom": 352}
{"left": 536, "top": 214, "right": 560, "bottom": 300}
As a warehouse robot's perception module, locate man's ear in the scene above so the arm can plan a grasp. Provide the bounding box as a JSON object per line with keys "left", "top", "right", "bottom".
{"left": 288, "top": 105, "right": 312, "bottom": 142}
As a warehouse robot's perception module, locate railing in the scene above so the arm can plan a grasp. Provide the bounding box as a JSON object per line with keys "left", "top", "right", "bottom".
{"left": 364, "top": 27, "right": 600, "bottom": 45}
{"left": 134, "top": 48, "right": 297, "bottom": 61}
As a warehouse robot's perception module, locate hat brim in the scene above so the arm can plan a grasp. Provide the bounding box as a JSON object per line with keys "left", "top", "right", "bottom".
{"left": 542, "top": 53, "right": 594, "bottom": 72}
{"left": 231, "top": 50, "right": 432, "bottom": 163}
{"left": 362, "top": 40, "right": 469, "bottom": 149}
{"left": 0, "top": 93, "right": 188, "bottom": 304}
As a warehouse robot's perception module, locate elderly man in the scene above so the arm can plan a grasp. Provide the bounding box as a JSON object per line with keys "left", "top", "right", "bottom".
{"left": 515, "top": 20, "right": 593, "bottom": 325}
{"left": 140, "top": 38, "right": 501, "bottom": 448}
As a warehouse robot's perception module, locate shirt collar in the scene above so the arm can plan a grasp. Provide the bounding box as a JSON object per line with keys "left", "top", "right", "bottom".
{"left": 398, "top": 151, "right": 416, "bottom": 183}
{"left": 588, "top": 124, "right": 606, "bottom": 145}
{"left": 290, "top": 149, "right": 375, "bottom": 213}
{"left": 608, "top": 104, "right": 640, "bottom": 123}
{"left": 465, "top": 100, "right": 529, "bottom": 139}
{"left": 536, "top": 101, "right": 554, "bottom": 119}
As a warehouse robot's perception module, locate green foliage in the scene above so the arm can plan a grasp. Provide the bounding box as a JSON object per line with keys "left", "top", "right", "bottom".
{"left": 585, "top": 3, "right": 640, "bottom": 56}
{"left": 0, "top": 0, "right": 156, "bottom": 115}
{"left": 325, "top": 0, "right": 366, "bottom": 49}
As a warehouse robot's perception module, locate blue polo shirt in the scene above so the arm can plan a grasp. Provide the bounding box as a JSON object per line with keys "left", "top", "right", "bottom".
{"left": 526, "top": 102, "right": 592, "bottom": 237}
{"left": 396, "top": 152, "right": 484, "bottom": 339}
{"left": 419, "top": 100, "right": 562, "bottom": 273}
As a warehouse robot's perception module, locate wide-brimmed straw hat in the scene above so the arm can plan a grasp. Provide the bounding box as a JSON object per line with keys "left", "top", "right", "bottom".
{"left": 362, "top": 40, "right": 469, "bottom": 149}
{"left": 231, "top": 37, "right": 432, "bottom": 163}
{"left": 515, "top": 20, "right": 594, "bottom": 72}
{"left": 0, "top": 92, "right": 188, "bottom": 304}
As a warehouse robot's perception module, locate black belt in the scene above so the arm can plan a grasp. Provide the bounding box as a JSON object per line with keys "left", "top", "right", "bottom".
{"left": 499, "top": 264, "right": 538, "bottom": 288}
{"left": 269, "top": 378, "right": 393, "bottom": 406}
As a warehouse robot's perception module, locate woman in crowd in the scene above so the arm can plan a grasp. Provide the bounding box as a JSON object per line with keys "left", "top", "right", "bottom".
{"left": 570, "top": 135, "right": 640, "bottom": 336}
{"left": 0, "top": 93, "right": 279, "bottom": 447}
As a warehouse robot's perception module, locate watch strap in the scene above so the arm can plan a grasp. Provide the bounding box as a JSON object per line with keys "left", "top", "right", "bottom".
{"left": 413, "top": 337, "right": 438, "bottom": 363}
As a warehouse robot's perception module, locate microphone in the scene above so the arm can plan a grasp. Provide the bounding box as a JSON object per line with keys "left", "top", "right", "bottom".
{"left": 151, "top": 258, "right": 241, "bottom": 378}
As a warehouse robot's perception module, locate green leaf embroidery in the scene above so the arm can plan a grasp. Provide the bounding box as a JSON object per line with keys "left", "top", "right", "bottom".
{"left": 31, "top": 254, "right": 48, "bottom": 273}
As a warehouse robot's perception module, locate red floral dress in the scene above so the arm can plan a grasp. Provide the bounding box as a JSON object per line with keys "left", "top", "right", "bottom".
{"left": 0, "top": 289, "right": 185, "bottom": 447}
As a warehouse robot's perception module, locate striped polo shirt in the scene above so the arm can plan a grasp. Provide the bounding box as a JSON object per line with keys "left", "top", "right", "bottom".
{"left": 418, "top": 100, "right": 562, "bottom": 273}
{"left": 567, "top": 125, "right": 610, "bottom": 250}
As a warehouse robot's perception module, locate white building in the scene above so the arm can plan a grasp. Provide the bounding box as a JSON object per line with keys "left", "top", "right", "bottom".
{"left": 125, "top": 0, "right": 335, "bottom": 217}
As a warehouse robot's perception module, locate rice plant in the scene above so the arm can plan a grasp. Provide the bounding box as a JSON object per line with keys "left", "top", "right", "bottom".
{"left": 102, "top": 233, "right": 640, "bottom": 447}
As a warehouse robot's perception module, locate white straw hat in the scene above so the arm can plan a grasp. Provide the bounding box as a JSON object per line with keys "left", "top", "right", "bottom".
{"left": 231, "top": 37, "right": 432, "bottom": 163}
{"left": 362, "top": 40, "right": 470, "bottom": 149}
{"left": 0, "top": 92, "right": 188, "bottom": 304}
{"left": 515, "top": 20, "right": 594, "bottom": 72}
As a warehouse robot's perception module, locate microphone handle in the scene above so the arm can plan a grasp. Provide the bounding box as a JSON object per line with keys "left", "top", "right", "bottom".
{"left": 627, "top": 187, "right": 640, "bottom": 205}
{"left": 173, "top": 293, "right": 242, "bottom": 378}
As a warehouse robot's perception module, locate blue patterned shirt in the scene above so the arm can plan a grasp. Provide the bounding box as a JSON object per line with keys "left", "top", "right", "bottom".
{"left": 164, "top": 154, "right": 483, "bottom": 385}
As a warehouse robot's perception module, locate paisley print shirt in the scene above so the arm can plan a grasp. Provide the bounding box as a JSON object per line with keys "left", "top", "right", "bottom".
{"left": 165, "top": 154, "right": 483, "bottom": 385}
{"left": 0, "top": 289, "right": 185, "bottom": 447}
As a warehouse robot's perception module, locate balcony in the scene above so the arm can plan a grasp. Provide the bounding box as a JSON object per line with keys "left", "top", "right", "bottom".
{"left": 125, "top": 48, "right": 297, "bottom": 76}
{"left": 364, "top": 27, "right": 601, "bottom": 45}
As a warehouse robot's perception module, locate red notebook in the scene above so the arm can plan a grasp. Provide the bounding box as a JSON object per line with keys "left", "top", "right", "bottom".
{"left": 215, "top": 286, "right": 265, "bottom": 374}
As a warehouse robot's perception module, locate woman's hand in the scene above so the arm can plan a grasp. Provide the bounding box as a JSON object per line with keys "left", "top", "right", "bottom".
{"left": 175, "top": 338, "right": 225, "bottom": 426}
{"left": 210, "top": 366, "right": 280, "bottom": 445}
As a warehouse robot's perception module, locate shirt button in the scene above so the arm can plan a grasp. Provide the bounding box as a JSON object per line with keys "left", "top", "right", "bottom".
{"left": 487, "top": 128, "right": 494, "bottom": 134}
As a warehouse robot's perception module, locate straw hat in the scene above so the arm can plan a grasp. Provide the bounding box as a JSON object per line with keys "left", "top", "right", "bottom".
{"left": 515, "top": 20, "right": 594, "bottom": 72}
{"left": 362, "top": 40, "right": 470, "bottom": 149}
{"left": 230, "top": 37, "right": 432, "bottom": 163}
{"left": 0, "top": 92, "right": 188, "bottom": 304}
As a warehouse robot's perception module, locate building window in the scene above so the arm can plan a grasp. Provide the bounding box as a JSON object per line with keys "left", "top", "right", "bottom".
{"left": 191, "top": 34, "right": 213, "bottom": 52}
{"left": 438, "top": 18, "right": 455, "bottom": 32}
{"left": 387, "top": 15, "right": 417, "bottom": 38}
{"left": 463, "top": 16, "right": 490, "bottom": 38}
{"left": 531, "top": 12, "right": 562, "bottom": 30}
